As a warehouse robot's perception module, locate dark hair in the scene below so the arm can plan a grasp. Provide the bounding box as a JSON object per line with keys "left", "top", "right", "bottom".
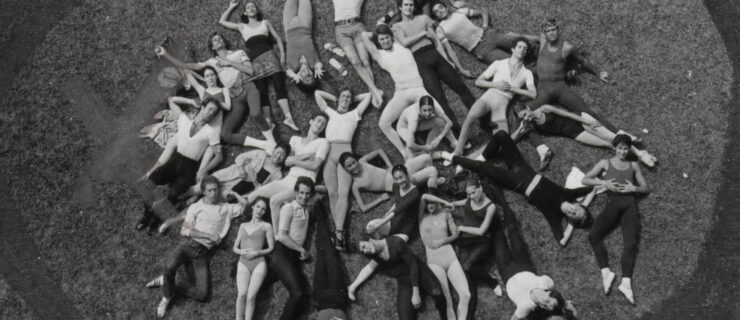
{"left": 612, "top": 134, "right": 633, "bottom": 148}
{"left": 294, "top": 176, "right": 316, "bottom": 193}
{"left": 514, "top": 103, "right": 529, "bottom": 115}
{"left": 200, "top": 175, "right": 221, "bottom": 193}
{"left": 312, "top": 111, "right": 330, "bottom": 122}
{"left": 239, "top": 2, "right": 264, "bottom": 23}
{"left": 201, "top": 66, "right": 224, "bottom": 88}
{"left": 571, "top": 204, "right": 592, "bottom": 228}
{"left": 541, "top": 18, "right": 559, "bottom": 31}
{"left": 466, "top": 175, "right": 481, "bottom": 188}
{"left": 530, "top": 289, "right": 573, "bottom": 320}
{"left": 296, "top": 78, "right": 320, "bottom": 94}
{"left": 208, "top": 32, "right": 231, "bottom": 57}
{"left": 372, "top": 25, "right": 394, "bottom": 49}
{"left": 396, "top": 0, "right": 412, "bottom": 8}
{"left": 273, "top": 142, "right": 292, "bottom": 165}
{"left": 339, "top": 152, "right": 358, "bottom": 168}
{"left": 511, "top": 36, "right": 532, "bottom": 59}
{"left": 200, "top": 96, "right": 224, "bottom": 110}
{"left": 418, "top": 95, "right": 435, "bottom": 108}
{"left": 391, "top": 164, "right": 409, "bottom": 177}
{"left": 249, "top": 197, "right": 271, "bottom": 223}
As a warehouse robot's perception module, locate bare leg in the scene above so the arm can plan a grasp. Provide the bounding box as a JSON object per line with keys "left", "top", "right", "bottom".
{"left": 296, "top": 0, "right": 313, "bottom": 27}
{"left": 447, "top": 261, "right": 470, "bottom": 320}
{"left": 282, "top": 0, "right": 299, "bottom": 30}
{"left": 277, "top": 99, "right": 299, "bottom": 131}
{"left": 334, "top": 166, "right": 353, "bottom": 230}
{"left": 428, "top": 263, "right": 456, "bottom": 320}
{"left": 454, "top": 98, "right": 491, "bottom": 156}
{"left": 347, "top": 41, "right": 383, "bottom": 106}
{"left": 379, "top": 93, "right": 415, "bottom": 158}
{"left": 245, "top": 262, "right": 268, "bottom": 320}
{"left": 235, "top": 263, "right": 251, "bottom": 320}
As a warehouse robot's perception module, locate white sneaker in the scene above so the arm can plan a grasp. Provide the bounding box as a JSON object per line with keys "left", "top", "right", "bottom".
{"left": 323, "top": 43, "right": 345, "bottom": 57}
{"left": 602, "top": 271, "right": 616, "bottom": 294}
{"left": 146, "top": 275, "right": 163, "bottom": 288}
{"left": 156, "top": 297, "right": 170, "bottom": 318}
{"left": 493, "top": 284, "right": 503, "bottom": 297}
{"left": 329, "top": 58, "right": 348, "bottom": 76}
{"left": 618, "top": 282, "right": 635, "bottom": 305}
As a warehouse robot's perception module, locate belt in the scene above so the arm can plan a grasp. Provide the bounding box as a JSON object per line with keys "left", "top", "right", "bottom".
{"left": 524, "top": 174, "right": 542, "bottom": 198}
{"left": 335, "top": 17, "right": 361, "bottom": 25}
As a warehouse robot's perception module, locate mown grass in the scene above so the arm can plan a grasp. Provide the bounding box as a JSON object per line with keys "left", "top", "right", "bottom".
{"left": 0, "top": 0, "right": 732, "bottom": 319}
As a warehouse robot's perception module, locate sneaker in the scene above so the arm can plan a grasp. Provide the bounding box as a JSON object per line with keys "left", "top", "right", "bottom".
{"left": 333, "top": 230, "right": 346, "bottom": 252}
{"left": 537, "top": 150, "right": 553, "bottom": 172}
{"left": 135, "top": 215, "right": 150, "bottom": 231}
{"left": 329, "top": 58, "right": 348, "bottom": 77}
{"left": 602, "top": 271, "right": 616, "bottom": 295}
{"left": 493, "top": 284, "right": 503, "bottom": 297}
{"left": 156, "top": 297, "right": 170, "bottom": 318}
{"left": 323, "top": 43, "right": 346, "bottom": 57}
{"left": 617, "top": 282, "right": 635, "bottom": 305}
{"left": 146, "top": 275, "right": 164, "bottom": 288}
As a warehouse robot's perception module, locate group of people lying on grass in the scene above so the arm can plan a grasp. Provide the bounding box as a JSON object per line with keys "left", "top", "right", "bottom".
{"left": 132, "top": 0, "right": 656, "bottom": 319}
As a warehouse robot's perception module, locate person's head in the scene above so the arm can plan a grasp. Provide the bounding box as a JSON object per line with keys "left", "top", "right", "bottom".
{"left": 200, "top": 175, "right": 221, "bottom": 203}
{"left": 373, "top": 25, "right": 395, "bottom": 50}
{"left": 531, "top": 288, "right": 565, "bottom": 312}
{"left": 541, "top": 19, "right": 560, "bottom": 42}
{"left": 198, "top": 97, "right": 222, "bottom": 122}
{"left": 392, "top": 165, "right": 410, "bottom": 187}
{"left": 294, "top": 176, "right": 315, "bottom": 206}
{"left": 418, "top": 96, "right": 436, "bottom": 120}
{"left": 208, "top": 32, "right": 231, "bottom": 56}
{"left": 431, "top": 2, "right": 450, "bottom": 20}
{"left": 272, "top": 143, "right": 291, "bottom": 166}
{"left": 424, "top": 198, "right": 441, "bottom": 215}
{"left": 250, "top": 197, "right": 270, "bottom": 222}
{"left": 515, "top": 104, "right": 535, "bottom": 121}
{"left": 612, "top": 134, "right": 633, "bottom": 160}
{"left": 296, "top": 59, "right": 319, "bottom": 93}
{"left": 336, "top": 87, "right": 354, "bottom": 113}
{"left": 465, "top": 176, "right": 485, "bottom": 202}
{"left": 511, "top": 37, "right": 530, "bottom": 60}
{"left": 560, "top": 202, "right": 589, "bottom": 224}
{"left": 240, "top": 2, "right": 263, "bottom": 23}
{"left": 398, "top": 0, "right": 415, "bottom": 17}
{"left": 309, "top": 112, "right": 329, "bottom": 134}
{"left": 339, "top": 152, "right": 361, "bottom": 175}
{"left": 202, "top": 66, "right": 224, "bottom": 88}
{"left": 358, "top": 239, "right": 377, "bottom": 255}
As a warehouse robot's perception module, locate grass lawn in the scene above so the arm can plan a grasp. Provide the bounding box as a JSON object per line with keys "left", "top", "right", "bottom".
{"left": 0, "top": 0, "right": 732, "bottom": 319}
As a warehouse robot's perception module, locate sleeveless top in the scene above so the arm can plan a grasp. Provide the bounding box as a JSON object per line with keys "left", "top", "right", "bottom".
{"left": 376, "top": 43, "right": 425, "bottom": 90}
{"left": 462, "top": 199, "right": 493, "bottom": 238}
{"left": 537, "top": 41, "right": 567, "bottom": 82}
{"left": 240, "top": 21, "right": 274, "bottom": 60}
{"left": 602, "top": 159, "right": 636, "bottom": 195}
{"left": 420, "top": 213, "right": 449, "bottom": 244}
{"left": 238, "top": 224, "right": 266, "bottom": 263}
{"left": 535, "top": 113, "right": 584, "bottom": 139}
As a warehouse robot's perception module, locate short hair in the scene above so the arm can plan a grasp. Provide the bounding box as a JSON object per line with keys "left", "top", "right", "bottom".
{"left": 541, "top": 18, "right": 559, "bottom": 31}
{"left": 239, "top": 2, "right": 263, "bottom": 23}
{"left": 418, "top": 95, "right": 435, "bottom": 108}
{"left": 373, "top": 25, "right": 395, "bottom": 49}
{"left": 396, "top": 0, "right": 413, "bottom": 8}
{"left": 339, "top": 152, "right": 357, "bottom": 168}
{"left": 294, "top": 176, "right": 315, "bottom": 193}
{"left": 200, "top": 96, "right": 224, "bottom": 110}
{"left": 200, "top": 175, "right": 220, "bottom": 193}
{"left": 611, "top": 134, "right": 633, "bottom": 148}
{"left": 338, "top": 86, "right": 353, "bottom": 98}
{"left": 201, "top": 66, "right": 224, "bottom": 88}
{"left": 208, "top": 32, "right": 231, "bottom": 57}
{"left": 391, "top": 164, "right": 409, "bottom": 177}
{"left": 274, "top": 142, "right": 292, "bottom": 165}
{"left": 313, "top": 111, "right": 330, "bottom": 122}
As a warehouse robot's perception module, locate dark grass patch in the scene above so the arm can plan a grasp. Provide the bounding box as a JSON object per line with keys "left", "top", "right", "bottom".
{"left": 0, "top": 0, "right": 732, "bottom": 319}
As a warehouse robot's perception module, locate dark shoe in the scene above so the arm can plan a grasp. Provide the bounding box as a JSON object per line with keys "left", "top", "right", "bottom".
{"left": 537, "top": 150, "right": 553, "bottom": 172}
{"left": 136, "top": 215, "right": 150, "bottom": 231}
{"left": 147, "top": 217, "right": 162, "bottom": 236}
{"left": 333, "top": 230, "right": 346, "bottom": 252}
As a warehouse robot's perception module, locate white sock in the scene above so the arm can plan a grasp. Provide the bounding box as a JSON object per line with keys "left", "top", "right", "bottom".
{"left": 621, "top": 277, "right": 631, "bottom": 287}
{"left": 601, "top": 268, "right": 612, "bottom": 277}
{"left": 243, "top": 136, "right": 268, "bottom": 149}
{"left": 475, "top": 154, "right": 485, "bottom": 161}
{"left": 536, "top": 144, "right": 550, "bottom": 160}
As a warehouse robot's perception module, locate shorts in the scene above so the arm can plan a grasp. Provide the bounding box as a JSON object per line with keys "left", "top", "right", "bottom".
{"left": 335, "top": 22, "right": 366, "bottom": 48}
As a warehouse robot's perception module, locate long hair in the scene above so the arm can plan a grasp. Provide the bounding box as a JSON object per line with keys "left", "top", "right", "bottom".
{"left": 207, "top": 32, "right": 232, "bottom": 57}
{"left": 201, "top": 66, "right": 224, "bottom": 88}
{"left": 240, "top": 2, "right": 264, "bottom": 23}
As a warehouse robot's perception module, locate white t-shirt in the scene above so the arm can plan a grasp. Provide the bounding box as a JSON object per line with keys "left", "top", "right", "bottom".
{"left": 332, "top": 0, "right": 364, "bottom": 20}
{"left": 436, "top": 8, "right": 484, "bottom": 52}
{"left": 325, "top": 108, "right": 361, "bottom": 142}
{"left": 176, "top": 113, "right": 220, "bottom": 161}
{"left": 506, "top": 272, "right": 555, "bottom": 319}
{"left": 376, "top": 43, "right": 424, "bottom": 90}
{"left": 181, "top": 200, "right": 244, "bottom": 249}
{"left": 198, "top": 50, "right": 249, "bottom": 89}
{"left": 288, "top": 136, "right": 329, "bottom": 180}
{"left": 481, "top": 59, "right": 534, "bottom": 99}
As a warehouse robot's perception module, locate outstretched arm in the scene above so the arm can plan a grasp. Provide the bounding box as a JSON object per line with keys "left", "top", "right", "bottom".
{"left": 352, "top": 184, "right": 390, "bottom": 213}
{"left": 265, "top": 20, "right": 286, "bottom": 66}
{"left": 314, "top": 89, "right": 336, "bottom": 112}
{"left": 348, "top": 260, "right": 379, "bottom": 300}
{"left": 564, "top": 41, "right": 608, "bottom": 82}
{"left": 360, "top": 32, "right": 381, "bottom": 62}
{"left": 219, "top": 0, "right": 242, "bottom": 31}
{"left": 156, "top": 47, "right": 204, "bottom": 71}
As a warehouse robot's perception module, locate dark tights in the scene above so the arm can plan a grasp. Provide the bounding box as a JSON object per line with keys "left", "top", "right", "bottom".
{"left": 222, "top": 81, "right": 268, "bottom": 145}
{"left": 270, "top": 243, "right": 307, "bottom": 320}
{"left": 588, "top": 195, "right": 640, "bottom": 277}
{"left": 489, "top": 187, "right": 535, "bottom": 283}
{"left": 255, "top": 72, "right": 289, "bottom": 109}
{"left": 313, "top": 202, "right": 347, "bottom": 311}
{"left": 396, "top": 265, "right": 448, "bottom": 320}
{"left": 530, "top": 80, "right": 618, "bottom": 132}
{"left": 458, "top": 240, "right": 497, "bottom": 320}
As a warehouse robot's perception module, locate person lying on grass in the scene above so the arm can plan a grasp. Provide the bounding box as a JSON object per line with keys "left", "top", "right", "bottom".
{"left": 232, "top": 197, "right": 274, "bottom": 320}
{"left": 219, "top": 0, "right": 300, "bottom": 131}
{"left": 512, "top": 104, "right": 657, "bottom": 167}
{"left": 155, "top": 32, "right": 277, "bottom": 148}
{"left": 360, "top": 25, "right": 446, "bottom": 159}
{"left": 179, "top": 141, "right": 290, "bottom": 203}
{"left": 246, "top": 112, "right": 329, "bottom": 232}
{"left": 282, "top": 0, "right": 325, "bottom": 93}
{"left": 314, "top": 88, "right": 373, "bottom": 250}
{"left": 312, "top": 199, "right": 351, "bottom": 320}
{"left": 339, "top": 150, "right": 445, "bottom": 213}
{"left": 396, "top": 95, "right": 458, "bottom": 159}
{"left": 135, "top": 97, "right": 223, "bottom": 234}
{"left": 581, "top": 134, "right": 651, "bottom": 305}
{"left": 145, "top": 176, "right": 248, "bottom": 318}
{"left": 435, "top": 131, "right": 598, "bottom": 246}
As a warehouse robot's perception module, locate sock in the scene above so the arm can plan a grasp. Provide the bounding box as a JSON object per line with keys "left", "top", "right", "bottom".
{"left": 536, "top": 144, "right": 550, "bottom": 160}
{"left": 475, "top": 154, "right": 485, "bottom": 161}
{"left": 243, "top": 136, "right": 268, "bottom": 149}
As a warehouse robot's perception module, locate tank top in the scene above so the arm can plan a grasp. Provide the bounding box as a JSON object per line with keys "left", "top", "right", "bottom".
{"left": 239, "top": 21, "right": 269, "bottom": 41}
{"left": 238, "top": 225, "right": 266, "bottom": 263}
{"left": 420, "top": 213, "right": 449, "bottom": 244}
{"left": 602, "top": 159, "right": 636, "bottom": 195}
{"left": 462, "top": 199, "right": 493, "bottom": 238}
{"left": 536, "top": 41, "right": 567, "bottom": 82}
{"left": 376, "top": 43, "right": 425, "bottom": 89}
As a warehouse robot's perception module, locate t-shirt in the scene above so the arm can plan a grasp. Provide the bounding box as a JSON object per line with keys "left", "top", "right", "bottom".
{"left": 198, "top": 50, "right": 250, "bottom": 89}
{"left": 505, "top": 272, "right": 554, "bottom": 319}
{"left": 176, "top": 113, "right": 220, "bottom": 161}
{"left": 324, "top": 108, "right": 361, "bottom": 142}
{"left": 392, "top": 15, "right": 435, "bottom": 52}
{"left": 288, "top": 136, "right": 329, "bottom": 180}
{"left": 332, "top": 0, "right": 363, "bottom": 20}
{"left": 181, "top": 200, "right": 244, "bottom": 249}
{"left": 436, "top": 8, "right": 484, "bottom": 52}
{"left": 376, "top": 43, "right": 424, "bottom": 89}
{"left": 278, "top": 201, "right": 310, "bottom": 246}
{"left": 480, "top": 59, "right": 534, "bottom": 99}
{"left": 286, "top": 27, "right": 320, "bottom": 72}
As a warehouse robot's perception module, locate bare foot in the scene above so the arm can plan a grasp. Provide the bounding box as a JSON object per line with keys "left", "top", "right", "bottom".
{"left": 371, "top": 89, "right": 384, "bottom": 108}
{"left": 283, "top": 117, "right": 299, "bottom": 131}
